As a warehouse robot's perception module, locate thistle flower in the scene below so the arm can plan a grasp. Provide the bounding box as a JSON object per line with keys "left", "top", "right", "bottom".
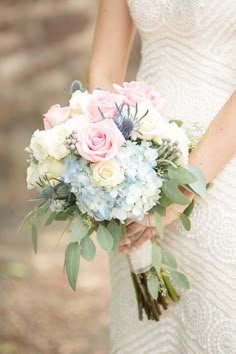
{"left": 113, "top": 103, "right": 149, "bottom": 140}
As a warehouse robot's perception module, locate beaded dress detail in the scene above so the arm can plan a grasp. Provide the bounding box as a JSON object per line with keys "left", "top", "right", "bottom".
{"left": 109, "top": 1, "right": 236, "bottom": 353}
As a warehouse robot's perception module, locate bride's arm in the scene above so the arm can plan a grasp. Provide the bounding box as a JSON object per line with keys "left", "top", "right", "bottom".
{"left": 121, "top": 90, "right": 236, "bottom": 252}
{"left": 88, "top": 0, "right": 136, "bottom": 92}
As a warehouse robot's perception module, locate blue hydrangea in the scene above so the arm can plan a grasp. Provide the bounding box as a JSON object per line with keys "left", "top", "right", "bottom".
{"left": 68, "top": 141, "right": 162, "bottom": 222}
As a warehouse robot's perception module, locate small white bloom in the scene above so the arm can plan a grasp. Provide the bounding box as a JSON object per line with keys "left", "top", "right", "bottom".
{"left": 29, "top": 129, "right": 49, "bottom": 162}
{"left": 26, "top": 158, "right": 65, "bottom": 189}
{"left": 156, "top": 122, "right": 190, "bottom": 166}
{"left": 47, "top": 125, "right": 69, "bottom": 160}
{"left": 132, "top": 102, "right": 168, "bottom": 141}
{"left": 64, "top": 114, "right": 90, "bottom": 133}
{"left": 69, "top": 90, "right": 90, "bottom": 114}
{"left": 50, "top": 199, "right": 67, "bottom": 212}
{"left": 92, "top": 159, "right": 124, "bottom": 188}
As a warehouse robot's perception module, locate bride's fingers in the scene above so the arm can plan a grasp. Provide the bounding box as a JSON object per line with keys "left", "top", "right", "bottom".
{"left": 119, "top": 238, "right": 131, "bottom": 247}
{"left": 130, "top": 227, "right": 157, "bottom": 250}
{"left": 126, "top": 223, "right": 144, "bottom": 238}
{"left": 126, "top": 219, "right": 133, "bottom": 226}
{"left": 120, "top": 227, "right": 157, "bottom": 254}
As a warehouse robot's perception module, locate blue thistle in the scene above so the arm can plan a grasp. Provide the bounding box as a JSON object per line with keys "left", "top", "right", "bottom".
{"left": 114, "top": 103, "right": 149, "bottom": 140}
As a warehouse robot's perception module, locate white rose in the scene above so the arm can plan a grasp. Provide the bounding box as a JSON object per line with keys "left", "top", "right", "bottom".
{"left": 29, "top": 129, "right": 49, "bottom": 162}
{"left": 92, "top": 159, "right": 124, "bottom": 188}
{"left": 132, "top": 102, "right": 168, "bottom": 141}
{"left": 47, "top": 125, "right": 69, "bottom": 160}
{"left": 157, "top": 122, "right": 190, "bottom": 166}
{"left": 26, "top": 158, "right": 65, "bottom": 189}
{"left": 69, "top": 90, "right": 90, "bottom": 114}
{"left": 26, "top": 163, "right": 41, "bottom": 189}
{"left": 64, "top": 114, "right": 90, "bottom": 133}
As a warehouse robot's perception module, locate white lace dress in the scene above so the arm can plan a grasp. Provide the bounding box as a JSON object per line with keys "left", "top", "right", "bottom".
{"left": 109, "top": 1, "right": 236, "bottom": 353}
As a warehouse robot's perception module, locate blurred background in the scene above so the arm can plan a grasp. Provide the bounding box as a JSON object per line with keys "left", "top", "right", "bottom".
{"left": 0, "top": 1, "right": 140, "bottom": 353}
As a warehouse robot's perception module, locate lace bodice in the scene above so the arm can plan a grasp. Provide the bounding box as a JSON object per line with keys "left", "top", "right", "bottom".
{"left": 109, "top": 1, "right": 236, "bottom": 353}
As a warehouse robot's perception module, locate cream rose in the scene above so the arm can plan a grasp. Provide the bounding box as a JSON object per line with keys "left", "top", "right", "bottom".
{"left": 131, "top": 102, "right": 168, "bottom": 141}
{"left": 92, "top": 159, "right": 124, "bottom": 188}
{"left": 29, "top": 129, "right": 49, "bottom": 162}
{"left": 26, "top": 158, "right": 65, "bottom": 189}
{"left": 63, "top": 114, "right": 90, "bottom": 133}
{"left": 47, "top": 125, "right": 69, "bottom": 160}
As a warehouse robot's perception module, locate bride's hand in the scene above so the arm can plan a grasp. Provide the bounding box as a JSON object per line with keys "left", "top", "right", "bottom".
{"left": 119, "top": 202, "right": 191, "bottom": 254}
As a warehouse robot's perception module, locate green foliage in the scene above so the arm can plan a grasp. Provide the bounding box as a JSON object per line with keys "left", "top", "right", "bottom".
{"left": 107, "top": 220, "right": 122, "bottom": 253}
{"left": 158, "top": 193, "right": 172, "bottom": 207}
{"left": 168, "top": 166, "right": 197, "bottom": 185}
{"left": 152, "top": 243, "right": 162, "bottom": 275}
{"left": 147, "top": 272, "right": 160, "bottom": 299}
{"left": 179, "top": 213, "right": 191, "bottom": 231}
{"left": 169, "top": 119, "right": 183, "bottom": 127}
{"left": 19, "top": 202, "right": 48, "bottom": 230}
{"left": 31, "top": 224, "right": 38, "bottom": 254}
{"left": 45, "top": 212, "right": 56, "bottom": 226}
{"left": 162, "top": 181, "right": 191, "bottom": 205}
{"left": 151, "top": 204, "right": 166, "bottom": 216}
{"left": 154, "top": 211, "right": 164, "bottom": 239}
{"left": 184, "top": 199, "right": 195, "bottom": 217}
{"left": 70, "top": 215, "right": 89, "bottom": 242}
{"left": 53, "top": 206, "right": 78, "bottom": 221}
{"left": 80, "top": 236, "right": 96, "bottom": 261}
{"left": 65, "top": 242, "right": 80, "bottom": 291}
{"left": 97, "top": 224, "right": 114, "bottom": 252}
{"left": 120, "top": 223, "right": 127, "bottom": 243}
{"left": 162, "top": 249, "right": 177, "bottom": 270}
{"left": 186, "top": 164, "right": 206, "bottom": 197}
{"left": 170, "top": 270, "right": 190, "bottom": 289}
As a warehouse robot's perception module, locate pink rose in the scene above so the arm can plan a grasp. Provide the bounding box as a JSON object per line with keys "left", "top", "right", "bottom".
{"left": 76, "top": 119, "right": 125, "bottom": 162}
{"left": 43, "top": 104, "right": 71, "bottom": 130}
{"left": 113, "top": 81, "right": 164, "bottom": 110}
{"left": 70, "top": 89, "right": 125, "bottom": 123}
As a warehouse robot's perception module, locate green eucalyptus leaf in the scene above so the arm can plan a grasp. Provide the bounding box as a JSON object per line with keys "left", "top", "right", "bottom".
{"left": 179, "top": 213, "right": 191, "bottom": 231}
{"left": 162, "top": 249, "right": 177, "bottom": 270}
{"left": 147, "top": 273, "right": 160, "bottom": 299}
{"left": 162, "top": 181, "right": 191, "bottom": 205}
{"left": 184, "top": 200, "right": 195, "bottom": 217}
{"left": 187, "top": 164, "right": 207, "bottom": 197}
{"left": 168, "top": 166, "right": 197, "bottom": 185}
{"left": 159, "top": 194, "right": 172, "bottom": 207}
{"left": 154, "top": 211, "right": 164, "bottom": 239}
{"left": 152, "top": 243, "right": 162, "bottom": 275}
{"left": 97, "top": 224, "right": 114, "bottom": 252}
{"left": 152, "top": 204, "right": 166, "bottom": 216}
{"left": 37, "top": 203, "right": 49, "bottom": 220}
{"left": 45, "top": 212, "right": 56, "bottom": 226}
{"left": 169, "top": 119, "right": 183, "bottom": 127}
{"left": 31, "top": 224, "right": 38, "bottom": 254}
{"left": 120, "top": 223, "right": 127, "bottom": 243}
{"left": 170, "top": 270, "right": 190, "bottom": 289}
{"left": 107, "top": 220, "right": 122, "bottom": 253}
{"left": 81, "top": 236, "right": 96, "bottom": 261}
{"left": 70, "top": 215, "right": 89, "bottom": 242}
{"left": 19, "top": 202, "right": 46, "bottom": 230}
{"left": 65, "top": 242, "right": 80, "bottom": 291}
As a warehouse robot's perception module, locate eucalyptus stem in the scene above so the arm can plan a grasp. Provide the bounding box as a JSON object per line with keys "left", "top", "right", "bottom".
{"left": 161, "top": 271, "right": 180, "bottom": 302}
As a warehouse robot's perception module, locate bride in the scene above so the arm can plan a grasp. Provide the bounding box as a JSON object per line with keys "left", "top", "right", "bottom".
{"left": 88, "top": 1, "right": 236, "bottom": 353}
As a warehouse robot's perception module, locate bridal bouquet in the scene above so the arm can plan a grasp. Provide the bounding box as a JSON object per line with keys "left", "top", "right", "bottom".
{"left": 21, "top": 80, "right": 206, "bottom": 321}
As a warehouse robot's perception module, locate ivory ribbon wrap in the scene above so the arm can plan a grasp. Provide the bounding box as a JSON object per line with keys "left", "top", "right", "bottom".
{"left": 129, "top": 239, "right": 152, "bottom": 274}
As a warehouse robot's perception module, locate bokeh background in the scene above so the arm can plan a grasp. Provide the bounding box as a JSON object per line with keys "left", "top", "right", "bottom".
{"left": 0, "top": 1, "right": 140, "bottom": 353}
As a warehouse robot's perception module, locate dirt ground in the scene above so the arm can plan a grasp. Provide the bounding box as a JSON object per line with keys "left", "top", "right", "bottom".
{"left": 0, "top": 206, "right": 110, "bottom": 354}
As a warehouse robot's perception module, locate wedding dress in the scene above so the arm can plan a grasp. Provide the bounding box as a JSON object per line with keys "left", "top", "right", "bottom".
{"left": 109, "top": 1, "right": 236, "bottom": 353}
